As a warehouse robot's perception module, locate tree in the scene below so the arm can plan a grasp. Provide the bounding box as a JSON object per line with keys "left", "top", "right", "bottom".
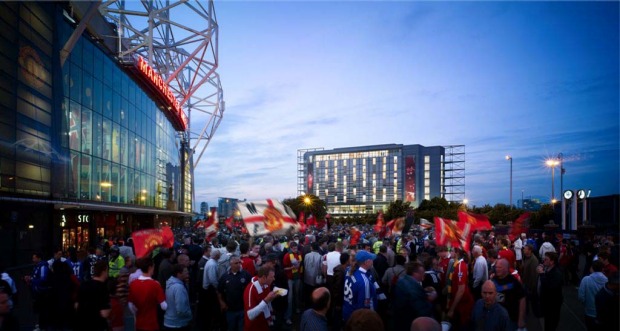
{"left": 282, "top": 194, "right": 327, "bottom": 220}
{"left": 384, "top": 200, "right": 411, "bottom": 221}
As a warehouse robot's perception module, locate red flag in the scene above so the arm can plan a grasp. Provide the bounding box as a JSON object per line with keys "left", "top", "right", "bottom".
{"left": 387, "top": 217, "right": 406, "bottom": 236}
{"left": 458, "top": 211, "right": 492, "bottom": 231}
{"left": 509, "top": 212, "right": 530, "bottom": 241}
{"left": 434, "top": 217, "right": 473, "bottom": 252}
{"left": 316, "top": 218, "right": 327, "bottom": 231}
{"left": 193, "top": 220, "right": 204, "bottom": 229}
{"left": 374, "top": 211, "right": 386, "bottom": 238}
{"left": 237, "top": 199, "right": 299, "bottom": 236}
{"left": 132, "top": 227, "right": 174, "bottom": 259}
{"left": 204, "top": 209, "right": 219, "bottom": 241}
{"left": 224, "top": 216, "right": 234, "bottom": 231}
{"left": 306, "top": 214, "right": 316, "bottom": 227}
{"left": 419, "top": 218, "right": 433, "bottom": 230}
{"left": 350, "top": 226, "right": 362, "bottom": 247}
{"left": 297, "top": 211, "right": 307, "bottom": 233}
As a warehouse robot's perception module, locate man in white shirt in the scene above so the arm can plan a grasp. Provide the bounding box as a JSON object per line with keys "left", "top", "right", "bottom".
{"left": 323, "top": 242, "right": 342, "bottom": 284}
{"left": 472, "top": 245, "right": 489, "bottom": 300}
{"left": 514, "top": 233, "right": 524, "bottom": 268}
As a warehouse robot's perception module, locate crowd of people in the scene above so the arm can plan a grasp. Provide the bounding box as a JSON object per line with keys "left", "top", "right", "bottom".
{"left": 3, "top": 223, "right": 619, "bottom": 331}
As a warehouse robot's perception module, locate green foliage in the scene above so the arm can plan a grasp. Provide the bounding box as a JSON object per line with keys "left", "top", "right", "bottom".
{"left": 384, "top": 200, "right": 411, "bottom": 221}
{"left": 283, "top": 194, "right": 327, "bottom": 220}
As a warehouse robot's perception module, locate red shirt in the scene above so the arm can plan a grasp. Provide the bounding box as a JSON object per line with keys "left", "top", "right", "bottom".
{"left": 438, "top": 255, "right": 452, "bottom": 286}
{"left": 241, "top": 255, "right": 257, "bottom": 276}
{"left": 448, "top": 259, "right": 474, "bottom": 326}
{"left": 128, "top": 277, "right": 166, "bottom": 331}
{"left": 603, "top": 263, "right": 618, "bottom": 278}
{"left": 498, "top": 247, "right": 516, "bottom": 268}
{"left": 282, "top": 252, "right": 303, "bottom": 280}
{"left": 243, "top": 277, "right": 272, "bottom": 331}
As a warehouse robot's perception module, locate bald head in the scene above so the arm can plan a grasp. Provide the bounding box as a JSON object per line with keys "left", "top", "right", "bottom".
{"left": 311, "top": 287, "right": 331, "bottom": 313}
{"left": 482, "top": 280, "right": 498, "bottom": 307}
{"left": 495, "top": 258, "right": 510, "bottom": 278}
{"left": 410, "top": 317, "right": 441, "bottom": 331}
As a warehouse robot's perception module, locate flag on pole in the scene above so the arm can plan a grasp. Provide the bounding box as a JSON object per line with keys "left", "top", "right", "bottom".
{"left": 458, "top": 211, "right": 492, "bottom": 231}
{"left": 387, "top": 217, "right": 406, "bottom": 236}
{"left": 224, "top": 216, "right": 234, "bottom": 231}
{"left": 350, "top": 226, "right": 362, "bottom": 247}
{"left": 306, "top": 214, "right": 316, "bottom": 227}
{"left": 419, "top": 218, "right": 433, "bottom": 230}
{"left": 204, "top": 207, "right": 219, "bottom": 241}
{"left": 237, "top": 199, "right": 299, "bottom": 236}
{"left": 193, "top": 220, "right": 204, "bottom": 229}
{"left": 374, "top": 211, "right": 385, "bottom": 234}
{"left": 434, "top": 217, "right": 473, "bottom": 252}
{"left": 132, "top": 226, "right": 175, "bottom": 259}
{"left": 509, "top": 212, "right": 531, "bottom": 241}
{"left": 316, "top": 218, "right": 327, "bottom": 231}
{"left": 297, "top": 211, "right": 307, "bottom": 233}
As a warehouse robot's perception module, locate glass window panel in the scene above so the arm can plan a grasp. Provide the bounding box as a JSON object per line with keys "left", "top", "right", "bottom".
{"left": 103, "top": 58, "right": 113, "bottom": 87}
{"left": 112, "top": 122, "right": 120, "bottom": 163}
{"left": 126, "top": 168, "right": 134, "bottom": 204}
{"left": 112, "top": 92, "right": 120, "bottom": 123}
{"left": 81, "top": 109, "right": 92, "bottom": 154}
{"left": 120, "top": 97, "right": 128, "bottom": 128}
{"left": 101, "top": 160, "right": 111, "bottom": 202}
{"left": 102, "top": 87, "right": 112, "bottom": 119}
{"left": 68, "top": 101, "right": 80, "bottom": 151}
{"left": 94, "top": 49, "right": 103, "bottom": 80}
{"left": 119, "top": 166, "right": 127, "bottom": 203}
{"left": 69, "top": 63, "right": 81, "bottom": 103}
{"left": 80, "top": 154, "right": 91, "bottom": 199}
{"left": 102, "top": 118, "right": 111, "bottom": 160}
{"left": 112, "top": 66, "right": 121, "bottom": 93}
{"left": 140, "top": 141, "right": 146, "bottom": 171}
{"left": 120, "top": 127, "right": 128, "bottom": 166}
{"left": 82, "top": 73, "right": 93, "bottom": 109}
{"left": 82, "top": 41, "right": 93, "bottom": 74}
{"left": 111, "top": 163, "right": 119, "bottom": 203}
{"left": 93, "top": 79, "right": 102, "bottom": 114}
{"left": 133, "top": 171, "right": 140, "bottom": 204}
{"left": 62, "top": 63, "right": 70, "bottom": 98}
{"left": 127, "top": 131, "right": 135, "bottom": 169}
{"left": 91, "top": 157, "right": 101, "bottom": 201}
{"left": 92, "top": 112, "right": 102, "bottom": 158}
{"left": 69, "top": 150, "right": 79, "bottom": 198}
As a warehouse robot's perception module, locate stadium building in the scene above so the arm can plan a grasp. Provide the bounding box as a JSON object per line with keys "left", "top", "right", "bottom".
{"left": 0, "top": 1, "right": 223, "bottom": 265}
{"left": 298, "top": 144, "right": 465, "bottom": 216}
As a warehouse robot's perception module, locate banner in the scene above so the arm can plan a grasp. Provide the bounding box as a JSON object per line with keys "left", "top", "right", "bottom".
{"left": 350, "top": 226, "right": 362, "bottom": 247}
{"left": 458, "top": 211, "right": 492, "bottom": 231}
{"left": 238, "top": 199, "right": 299, "bottom": 236}
{"left": 132, "top": 226, "right": 175, "bottom": 259}
{"left": 297, "top": 211, "right": 307, "bottom": 233}
{"left": 405, "top": 156, "right": 416, "bottom": 202}
{"left": 307, "top": 162, "right": 314, "bottom": 194}
{"left": 374, "top": 211, "right": 386, "bottom": 238}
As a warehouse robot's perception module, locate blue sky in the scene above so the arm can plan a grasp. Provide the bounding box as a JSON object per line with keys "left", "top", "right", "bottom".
{"left": 192, "top": 1, "right": 619, "bottom": 209}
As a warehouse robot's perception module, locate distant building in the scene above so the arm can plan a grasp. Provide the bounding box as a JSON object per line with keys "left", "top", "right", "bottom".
{"left": 199, "top": 202, "right": 209, "bottom": 217}
{"left": 521, "top": 198, "right": 545, "bottom": 211}
{"left": 218, "top": 197, "right": 244, "bottom": 219}
{"left": 298, "top": 144, "right": 465, "bottom": 216}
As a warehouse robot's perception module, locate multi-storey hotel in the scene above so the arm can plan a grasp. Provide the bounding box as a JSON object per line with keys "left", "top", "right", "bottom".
{"left": 0, "top": 1, "right": 223, "bottom": 266}
{"left": 298, "top": 144, "right": 465, "bottom": 216}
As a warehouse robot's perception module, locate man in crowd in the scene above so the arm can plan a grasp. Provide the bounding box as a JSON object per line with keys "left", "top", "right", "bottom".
{"left": 471, "top": 280, "right": 510, "bottom": 331}
{"left": 283, "top": 241, "right": 303, "bottom": 325}
{"left": 203, "top": 249, "right": 222, "bottom": 330}
{"left": 343, "top": 250, "right": 379, "bottom": 322}
{"left": 217, "top": 256, "right": 251, "bottom": 331}
{"left": 445, "top": 247, "right": 473, "bottom": 330}
{"left": 595, "top": 271, "right": 619, "bottom": 330}
{"left": 578, "top": 260, "right": 607, "bottom": 331}
{"left": 472, "top": 245, "right": 488, "bottom": 300}
{"left": 129, "top": 257, "right": 167, "bottom": 331}
{"left": 492, "top": 258, "right": 526, "bottom": 331}
{"left": 300, "top": 287, "right": 330, "bottom": 331}
{"left": 164, "top": 265, "right": 192, "bottom": 331}
{"left": 243, "top": 265, "right": 278, "bottom": 331}
{"left": 393, "top": 261, "right": 434, "bottom": 331}
{"left": 75, "top": 260, "right": 110, "bottom": 331}
{"left": 537, "top": 251, "right": 563, "bottom": 331}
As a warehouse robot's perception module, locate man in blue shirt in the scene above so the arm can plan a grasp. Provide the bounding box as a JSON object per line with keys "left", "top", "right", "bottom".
{"left": 300, "top": 287, "right": 330, "bottom": 331}
{"left": 217, "top": 256, "right": 251, "bottom": 331}
{"left": 342, "top": 250, "right": 378, "bottom": 322}
{"left": 164, "top": 264, "right": 192, "bottom": 330}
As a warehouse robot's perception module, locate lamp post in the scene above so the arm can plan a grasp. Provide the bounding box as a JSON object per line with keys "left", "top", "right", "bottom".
{"left": 546, "top": 158, "right": 560, "bottom": 203}
{"left": 506, "top": 155, "right": 512, "bottom": 208}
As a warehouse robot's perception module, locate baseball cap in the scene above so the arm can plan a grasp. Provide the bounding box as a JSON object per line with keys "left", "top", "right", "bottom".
{"left": 355, "top": 250, "right": 376, "bottom": 263}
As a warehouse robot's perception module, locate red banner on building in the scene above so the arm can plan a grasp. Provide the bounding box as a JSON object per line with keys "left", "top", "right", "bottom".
{"left": 405, "top": 156, "right": 416, "bottom": 202}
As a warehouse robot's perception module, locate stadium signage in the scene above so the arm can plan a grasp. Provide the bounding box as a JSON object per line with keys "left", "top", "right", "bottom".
{"left": 136, "top": 56, "right": 188, "bottom": 130}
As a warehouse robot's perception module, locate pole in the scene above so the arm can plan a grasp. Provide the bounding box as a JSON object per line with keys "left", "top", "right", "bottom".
{"left": 551, "top": 166, "right": 555, "bottom": 202}
{"left": 509, "top": 157, "right": 513, "bottom": 209}
{"left": 559, "top": 153, "right": 565, "bottom": 228}
{"left": 521, "top": 190, "right": 524, "bottom": 209}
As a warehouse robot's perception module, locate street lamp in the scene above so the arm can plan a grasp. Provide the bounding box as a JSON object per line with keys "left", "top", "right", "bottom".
{"left": 546, "top": 158, "right": 560, "bottom": 203}
{"left": 506, "top": 155, "right": 512, "bottom": 208}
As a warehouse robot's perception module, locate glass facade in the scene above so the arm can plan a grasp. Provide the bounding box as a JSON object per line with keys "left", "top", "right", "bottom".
{"left": 59, "top": 21, "right": 184, "bottom": 209}
{"left": 0, "top": 2, "right": 189, "bottom": 211}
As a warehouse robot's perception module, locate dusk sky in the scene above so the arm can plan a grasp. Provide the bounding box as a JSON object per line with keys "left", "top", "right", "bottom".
{"left": 192, "top": 1, "right": 619, "bottom": 209}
